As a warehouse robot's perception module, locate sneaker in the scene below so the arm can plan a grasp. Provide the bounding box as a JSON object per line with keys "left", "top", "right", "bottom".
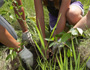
{"left": 22, "top": 30, "right": 34, "bottom": 45}
{"left": 19, "top": 46, "right": 33, "bottom": 66}
{"left": 86, "top": 59, "right": 90, "bottom": 69}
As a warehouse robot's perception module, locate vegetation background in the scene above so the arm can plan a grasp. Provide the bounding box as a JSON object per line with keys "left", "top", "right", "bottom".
{"left": 0, "top": 0, "right": 90, "bottom": 70}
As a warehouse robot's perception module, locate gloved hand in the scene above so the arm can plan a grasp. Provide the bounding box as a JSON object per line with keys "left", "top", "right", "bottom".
{"left": 18, "top": 46, "right": 33, "bottom": 66}
{"left": 86, "top": 59, "right": 90, "bottom": 69}
{"left": 52, "top": 38, "right": 64, "bottom": 53}
{"left": 22, "top": 30, "right": 34, "bottom": 45}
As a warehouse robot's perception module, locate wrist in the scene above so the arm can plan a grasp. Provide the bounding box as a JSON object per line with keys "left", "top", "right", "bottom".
{"left": 23, "top": 30, "right": 28, "bottom": 33}
{"left": 16, "top": 45, "right": 24, "bottom": 53}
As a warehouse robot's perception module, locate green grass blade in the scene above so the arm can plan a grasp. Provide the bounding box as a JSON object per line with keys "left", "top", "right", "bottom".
{"left": 56, "top": 55, "right": 63, "bottom": 70}
{"left": 77, "top": 53, "right": 80, "bottom": 70}
{"left": 50, "top": 14, "right": 61, "bottom": 38}
{"left": 71, "top": 37, "right": 77, "bottom": 69}
{"left": 70, "top": 57, "right": 73, "bottom": 70}
{"left": 34, "top": 40, "right": 46, "bottom": 60}
{"left": 35, "top": 25, "right": 45, "bottom": 49}
{"left": 64, "top": 48, "right": 68, "bottom": 70}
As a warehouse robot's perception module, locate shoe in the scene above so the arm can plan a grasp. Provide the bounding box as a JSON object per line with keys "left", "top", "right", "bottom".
{"left": 86, "top": 59, "right": 90, "bottom": 69}
{"left": 19, "top": 46, "right": 33, "bottom": 66}
{"left": 22, "top": 30, "right": 34, "bottom": 45}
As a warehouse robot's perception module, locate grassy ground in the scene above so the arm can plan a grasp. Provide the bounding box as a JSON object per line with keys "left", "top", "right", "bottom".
{"left": 0, "top": 0, "right": 90, "bottom": 70}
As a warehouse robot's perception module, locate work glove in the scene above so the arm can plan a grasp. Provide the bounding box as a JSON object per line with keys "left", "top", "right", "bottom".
{"left": 19, "top": 46, "right": 33, "bottom": 66}
{"left": 86, "top": 59, "right": 90, "bottom": 69}
{"left": 22, "top": 30, "right": 34, "bottom": 45}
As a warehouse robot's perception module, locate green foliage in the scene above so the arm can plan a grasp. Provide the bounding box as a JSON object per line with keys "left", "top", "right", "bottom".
{"left": 34, "top": 22, "right": 88, "bottom": 70}
{"left": 6, "top": 48, "right": 17, "bottom": 60}
{"left": 0, "top": 0, "right": 90, "bottom": 70}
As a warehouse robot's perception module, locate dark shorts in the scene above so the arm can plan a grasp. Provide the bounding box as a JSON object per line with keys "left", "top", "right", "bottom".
{"left": 0, "top": 15, "right": 17, "bottom": 45}
{"left": 49, "top": 1, "right": 84, "bottom": 31}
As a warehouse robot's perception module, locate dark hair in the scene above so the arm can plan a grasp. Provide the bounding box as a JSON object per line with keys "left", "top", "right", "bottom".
{"left": 43, "top": 0, "right": 60, "bottom": 9}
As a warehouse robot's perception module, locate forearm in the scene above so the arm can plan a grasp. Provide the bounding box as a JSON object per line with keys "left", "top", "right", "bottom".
{"left": 36, "top": 15, "right": 47, "bottom": 46}
{"left": 34, "top": 0, "right": 47, "bottom": 46}
{"left": 12, "top": 0, "right": 27, "bottom": 32}
{"left": 56, "top": 15, "right": 66, "bottom": 35}
{"left": 73, "top": 11, "right": 90, "bottom": 30}
{"left": 36, "top": 17, "right": 46, "bottom": 39}
{"left": 0, "top": 25, "right": 20, "bottom": 49}
{"left": 56, "top": 0, "right": 71, "bottom": 35}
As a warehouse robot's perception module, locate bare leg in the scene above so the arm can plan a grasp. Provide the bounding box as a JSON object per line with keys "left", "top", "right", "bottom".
{"left": 12, "top": 0, "right": 28, "bottom": 32}
{"left": 66, "top": 5, "right": 83, "bottom": 25}
{"left": 73, "top": 11, "right": 90, "bottom": 30}
{"left": 0, "top": 25, "right": 20, "bottom": 49}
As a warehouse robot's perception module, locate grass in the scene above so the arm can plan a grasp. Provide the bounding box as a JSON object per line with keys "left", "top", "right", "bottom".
{"left": 34, "top": 15, "right": 89, "bottom": 70}
{"left": 0, "top": 0, "right": 90, "bottom": 70}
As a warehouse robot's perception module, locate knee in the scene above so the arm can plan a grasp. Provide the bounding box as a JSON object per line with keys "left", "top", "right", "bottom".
{"left": 66, "top": 8, "right": 82, "bottom": 24}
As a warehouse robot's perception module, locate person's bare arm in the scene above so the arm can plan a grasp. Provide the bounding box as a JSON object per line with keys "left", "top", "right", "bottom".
{"left": 12, "top": 0, "right": 28, "bottom": 32}
{"left": 55, "top": 0, "right": 71, "bottom": 35}
{"left": 73, "top": 11, "right": 90, "bottom": 30}
{"left": 0, "top": 25, "right": 20, "bottom": 49}
{"left": 34, "top": 0, "right": 47, "bottom": 46}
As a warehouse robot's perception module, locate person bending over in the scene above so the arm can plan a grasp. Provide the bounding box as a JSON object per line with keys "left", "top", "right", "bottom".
{"left": 34, "top": 0, "right": 84, "bottom": 58}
